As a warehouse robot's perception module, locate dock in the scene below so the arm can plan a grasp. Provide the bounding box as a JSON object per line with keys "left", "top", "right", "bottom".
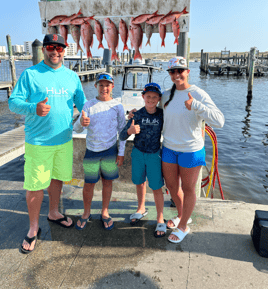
{"left": 0, "top": 81, "right": 12, "bottom": 97}
{"left": 76, "top": 68, "right": 106, "bottom": 81}
{"left": 200, "top": 49, "right": 268, "bottom": 76}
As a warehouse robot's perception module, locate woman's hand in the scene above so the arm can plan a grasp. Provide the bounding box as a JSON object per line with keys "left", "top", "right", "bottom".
{"left": 185, "top": 93, "right": 193, "bottom": 110}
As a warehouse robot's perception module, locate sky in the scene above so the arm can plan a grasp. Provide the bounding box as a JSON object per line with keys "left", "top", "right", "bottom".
{"left": 1, "top": 0, "right": 268, "bottom": 56}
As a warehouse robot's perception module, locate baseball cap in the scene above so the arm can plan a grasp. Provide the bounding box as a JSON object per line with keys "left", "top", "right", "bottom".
{"left": 43, "top": 34, "right": 66, "bottom": 48}
{"left": 167, "top": 56, "right": 188, "bottom": 71}
{"left": 142, "top": 82, "right": 162, "bottom": 97}
{"left": 95, "top": 72, "right": 114, "bottom": 84}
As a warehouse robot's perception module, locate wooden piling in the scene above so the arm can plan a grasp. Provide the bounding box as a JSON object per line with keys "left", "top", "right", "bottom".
{"left": 247, "top": 47, "right": 256, "bottom": 97}
{"left": 176, "top": 32, "right": 188, "bottom": 57}
{"left": 6, "top": 35, "right": 17, "bottom": 88}
{"left": 32, "top": 39, "right": 44, "bottom": 66}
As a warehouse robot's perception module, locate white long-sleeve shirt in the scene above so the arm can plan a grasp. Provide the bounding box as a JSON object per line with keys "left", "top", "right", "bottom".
{"left": 160, "top": 85, "right": 225, "bottom": 152}
{"left": 73, "top": 97, "right": 126, "bottom": 156}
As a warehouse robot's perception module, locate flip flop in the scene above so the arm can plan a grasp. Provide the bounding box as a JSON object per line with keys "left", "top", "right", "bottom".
{"left": 20, "top": 228, "right": 41, "bottom": 254}
{"left": 47, "top": 214, "right": 74, "bottom": 228}
{"left": 75, "top": 214, "right": 92, "bottom": 231}
{"left": 168, "top": 227, "right": 190, "bottom": 244}
{"left": 100, "top": 216, "right": 114, "bottom": 231}
{"left": 130, "top": 210, "right": 148, "bottom": 225}
{"left": 154, "top": 223, "right": 167, "bottom": 238}
{"left": 167, "top": 216, "right": 192, "bottom": 229}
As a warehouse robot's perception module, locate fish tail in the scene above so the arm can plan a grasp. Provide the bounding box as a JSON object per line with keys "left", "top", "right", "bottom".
{"left": 98, "top": 43, "right": 104, "bottom": 49}
{"left": 111, "top": 51, "right": 119, "bottom": 61}
{"left": 173, "top": 38, "right": 178, "bottom": 45}
{"left": 146, "top": 39, "right": 151, "bottom": 47}
{"left": 183, "top": 7, "right": 189, "bottom": 14}
{"left": 77, "top": 44, "right": 84, "bottom": 54}
{"left": 87, "top": 50, "right": 92, "bottom": 59}
{"left": 161, "top": 39, "right": 165, "bottom": 47}
{"left": 134, "top": 50, "right": 142, "bottom": 60}
{"left": 66, "top": 42, "right": 69, "bottom": 47}
{"left": 123, "top": 43, "right": 129, "bottom": 51}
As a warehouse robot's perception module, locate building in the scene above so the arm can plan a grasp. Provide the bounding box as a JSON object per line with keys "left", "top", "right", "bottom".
{"left": 0, "top": 46, "right": 7, "bottom": 53}
{"left": 12, "top": 45, "right": 25, "bottom": 54}
{"left": 65, "top": 43, "right": 77, "bottom": 56}
{"left": 24, "top": 41, "right": 33, "bottom": 55}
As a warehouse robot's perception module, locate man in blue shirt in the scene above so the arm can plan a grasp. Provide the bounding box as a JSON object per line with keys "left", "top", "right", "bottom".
{"left": 8, "top": 34, "right": 87, "bottom": 253}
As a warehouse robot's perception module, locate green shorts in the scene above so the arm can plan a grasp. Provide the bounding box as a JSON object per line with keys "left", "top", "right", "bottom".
{"left": 24, "top": 140, "right": 73, "bottom": 191}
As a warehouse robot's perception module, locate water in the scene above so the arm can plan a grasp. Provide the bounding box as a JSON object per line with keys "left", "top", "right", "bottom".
{"left": 1, "top": 60, "right": 268, "bottom": 204}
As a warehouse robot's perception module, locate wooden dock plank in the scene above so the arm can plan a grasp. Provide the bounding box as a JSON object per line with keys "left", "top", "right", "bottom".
{"left": 0, "top": 126, "right": 25, "bottom": 167}
{"left": 76, "top": 68, "right": 105, "bottom": 77}
{"left": 0, "top": 82, "right": 12, "bottom": 90}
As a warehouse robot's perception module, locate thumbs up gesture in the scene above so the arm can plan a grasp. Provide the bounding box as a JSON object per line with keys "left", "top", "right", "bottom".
{"left": 80, "top": 110, "right": 90, "bottom": 127}
{"left": 184, "top": 92, "right": 193, "bottom": 110}
{"left": 127, "top": 119, "right": 140, "bottom": 135}
{"left": 36, "top": 97, "right": 51, "bottom": 116}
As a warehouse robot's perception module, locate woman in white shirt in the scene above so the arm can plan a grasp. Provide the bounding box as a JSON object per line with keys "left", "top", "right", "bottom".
{"left": 160, "top": 56, "right": 225, "bottom": 243}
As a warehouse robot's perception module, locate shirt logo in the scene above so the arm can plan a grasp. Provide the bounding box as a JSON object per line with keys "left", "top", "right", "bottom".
{"left": 142, "top": 118, "right": 159, "bottom": 125}
{"left": 46, "top": 87, "right": 68, "bottom": 95}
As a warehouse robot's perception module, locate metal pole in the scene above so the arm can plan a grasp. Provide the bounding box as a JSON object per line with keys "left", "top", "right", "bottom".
{"left": 32, "top": 39, "right": 44, "bottom": 66}
{"left": 176, "top": 32, "right": 188, "bottom": 57}
{"left": 6, "top": 35, "right": 17, "bottom": 87}
{"left": 247, "top": 47, "right": 256, "bottom": 97}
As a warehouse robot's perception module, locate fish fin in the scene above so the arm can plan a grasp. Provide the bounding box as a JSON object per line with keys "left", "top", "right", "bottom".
{"left": 123, "top": 44, "right": 129, "bottom": 51}
{"left": 146, "top": 39, "right": 151, "bottom": 47}
{"left": 173, "top": 38, "right": 178, "bottom": 45}
{"left": 183, "top": 7, "right": 189, "bottom": 14}
{"left": 77, "top": 9, "right": 82, "bottom": 16}
{"left": 98, "top": 43, "right": 104, "bottom": 49}
{"left": 153, "top": 10, "right": 158, "bottom": 15}
{"left": 134, "top": 50, "right": 142, "bottom": 60}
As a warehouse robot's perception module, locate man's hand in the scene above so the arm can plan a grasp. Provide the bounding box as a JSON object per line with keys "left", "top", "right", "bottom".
{"left": 127, "top": 120, "right": 140, "bottom": 135}
{"left": 36, "top": 97, "right": 51, "bottom": 117}
{"left": 116, "top": 155, "right": 124, "bottom": 167}
{"left": 127, "top": 108, "right": 136, "bottom": 119}
{"left": 80, "top": 110, "right": 90, "bottom": 127}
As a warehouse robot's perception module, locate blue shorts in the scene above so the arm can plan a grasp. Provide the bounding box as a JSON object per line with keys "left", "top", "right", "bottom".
{"left": 162, "top": 146, "right": 206, "bottom": 168}
{"left": 83, "top": 143, "right": 119, "bottom": 183}
{"left": 131, "top": 147, "right": 164, "bottom": 190}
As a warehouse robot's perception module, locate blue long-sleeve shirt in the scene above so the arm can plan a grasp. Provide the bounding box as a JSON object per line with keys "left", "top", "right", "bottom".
{"left": 8, "top": 61, "right": 87, "bottom": 146}
{"left": 120, "top": 107, "right": 163, "bottom": 153}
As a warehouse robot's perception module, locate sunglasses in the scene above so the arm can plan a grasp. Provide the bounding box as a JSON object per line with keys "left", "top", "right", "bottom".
{"left": 96, "top": 74, "right": 114, "bottom": 82}
{"left": 45, "top": 45, "right": 64, "bottom": 52}
{"left": 168, "top": 69, "right": 186, "bottom": 74}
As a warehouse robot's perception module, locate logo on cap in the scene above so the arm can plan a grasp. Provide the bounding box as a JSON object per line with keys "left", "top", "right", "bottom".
{"left": 52, "top": 34, "right": 58, "bottom": 41}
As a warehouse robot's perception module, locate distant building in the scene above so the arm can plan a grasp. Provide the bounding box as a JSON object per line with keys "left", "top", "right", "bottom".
{"left": 24, "top": 41, "right": 33, "bottom": 55}
{"left": 65, "top": 43, "right": 77, "bottom": 56}
{"left": 12, "top": 45, "right": 25, "bottom": 54}
{"left": 0, "top": 46, "right": 7, "bottom": 53}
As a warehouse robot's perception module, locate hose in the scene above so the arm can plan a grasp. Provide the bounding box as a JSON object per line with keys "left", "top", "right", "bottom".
{"left": 202, "top": 124, "right": 225, "bottom": 200}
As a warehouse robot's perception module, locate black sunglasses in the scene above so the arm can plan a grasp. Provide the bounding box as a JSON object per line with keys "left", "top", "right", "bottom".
{"left": 168, "top": 69, "right": 185, "bottom": 74}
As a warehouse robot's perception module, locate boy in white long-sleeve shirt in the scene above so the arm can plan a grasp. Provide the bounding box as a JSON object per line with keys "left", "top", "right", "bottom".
{"left": 73, "top": 72, "right": 126, "bottom": 230}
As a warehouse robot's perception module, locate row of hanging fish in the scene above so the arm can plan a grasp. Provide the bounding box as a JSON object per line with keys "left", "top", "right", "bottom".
{"left": 47, "top": 8, "right": 188, "bottom": 61}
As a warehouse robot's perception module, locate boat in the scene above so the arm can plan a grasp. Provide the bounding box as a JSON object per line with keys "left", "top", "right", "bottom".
{"left": 113, "top": 64, "right": 162, "bottom": 116}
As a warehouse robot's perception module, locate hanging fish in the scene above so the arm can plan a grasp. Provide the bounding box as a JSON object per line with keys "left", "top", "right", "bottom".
{"left": 146, "top": 11, "right": 171, "bottom": 25}
{"left": 48, "top": 26, "right": 58, "bottom": 34}
{"left": 70, "top": 16, "right": 95, "bottom": 26}
{"left": 94, "top": 19, "right": 104, "bottom": 49}
{"left": 60, "top": 9, "right": 82, "bottom": 25}
{"left": 129, "top": 18, "right": 143, "bottom": 60}
{"left": 119, "top": 19, "right": 129, "bottom": 51}
{"left": 159, "top": 7, "right": 188, "bottom": 25}
{"left": 145, "top": 23, "right": 153, "bottom": 47}
{"left": 172, "top": 19, "right": 180, "bottom": 45}
{"left": 159, "top": 23, "right": 166, "bottom": 47}
{"left": 59, "top": 25, "right": 69, "bottom": 47}
{"left": 131, "top": 10, "right": 158, "bottom": 24}
{"left": 70, "top": 25, "right": 83, "bottom": 53}
{"left": 48, "top": 15, "right": 67, "bottom": 26}
{"left": 104, "top": 18, "right": 119, "bottom": 61}
{"left": 81, "top": 21, "right": 94, "bottom": 58}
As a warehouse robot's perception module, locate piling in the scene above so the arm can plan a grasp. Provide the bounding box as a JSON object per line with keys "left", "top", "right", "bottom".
{"left": 176, "top": 32, "right": 188, "bottom": 57}
{"left": 32, "top": 39, "right": 44, "bottom": 66}
{"left": 6, "top": 35, "right": 17, "bottom": 87}
{"left": 247, "top": 47, "right": 256, "bottom": 97}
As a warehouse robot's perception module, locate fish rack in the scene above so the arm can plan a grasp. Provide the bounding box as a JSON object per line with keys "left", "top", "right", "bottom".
{"left": 200, "top": 49, "right": 268, "bottom": 76}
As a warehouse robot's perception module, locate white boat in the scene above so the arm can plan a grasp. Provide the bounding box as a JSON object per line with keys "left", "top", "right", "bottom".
{"left": 114, "top": 64, "right": 162, "bottom": 116}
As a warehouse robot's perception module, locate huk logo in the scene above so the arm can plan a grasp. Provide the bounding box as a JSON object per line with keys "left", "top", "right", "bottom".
{"left": 142, "top": 118, "right": 159, "bottom": 125}
{"left": 52, "top": 34, "right": 58, "bottom": 41}
{"left": 46, "top": 87, "right": 68, "bottom": 95}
